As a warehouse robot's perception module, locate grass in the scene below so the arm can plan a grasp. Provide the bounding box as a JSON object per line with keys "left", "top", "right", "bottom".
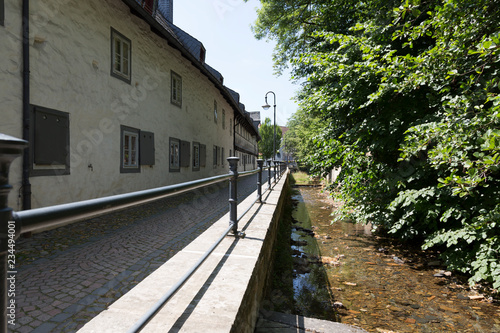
{"left": 291, "top": 171, "right": 320, "bottom": 186}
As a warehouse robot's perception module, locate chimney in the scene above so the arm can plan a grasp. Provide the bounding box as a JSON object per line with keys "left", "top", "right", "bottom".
{"left": 158, "top": 0, "right": 173, "bottom": 23}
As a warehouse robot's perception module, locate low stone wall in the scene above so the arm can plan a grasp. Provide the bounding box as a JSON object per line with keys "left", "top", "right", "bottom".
{"left": 78, "top": 173, "right": 289, "bottom": 333}
{"left": 231, "top": 175, "right": 289, "bottom": 332}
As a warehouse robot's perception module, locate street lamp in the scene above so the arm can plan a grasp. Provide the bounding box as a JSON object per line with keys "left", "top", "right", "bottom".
{"left": 262, "top": 91, "right": 276, "bottom": 161}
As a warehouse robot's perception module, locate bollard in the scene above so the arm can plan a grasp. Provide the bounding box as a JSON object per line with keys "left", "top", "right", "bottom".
{"left": 257, "top": 159, "right": 264, "bottom": 203}
{"left": 227, "top": 157, "right": 240, "bottom": 235}
{"left": 0, "top": 134, "right": 27, "bottom": 333}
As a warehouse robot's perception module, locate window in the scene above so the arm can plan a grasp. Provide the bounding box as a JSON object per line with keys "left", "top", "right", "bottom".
{"left": 193, "top": 142, "right": 200, "bottom": 171}
{"left": 222, "top": 109, "right": 226, "bottom": 129}
{"left": 170, "top": 138, "right": 180, "bottom": 172}
{"left": 230, "top": 118, "right": 233, "bottom": 136}
{"left": 111, "top": 28, "right": 131, "bottom": 83}
{"left": 171, "top": 71, "right": 182, "bottom": 107}
{"left": 214, "top": 100, "right": 218, "bottom": 123}
{"left": 30, "top": 105, "right": 70, "bottom": 177}
{"left": 221, "top": 147, "right": 225, "bottom": 167}
{"left": 121, "top": 126, "right": 140, "bottom": 173}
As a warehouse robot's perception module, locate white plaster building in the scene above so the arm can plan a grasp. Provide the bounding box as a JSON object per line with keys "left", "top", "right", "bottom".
{"left": 0, "top": 0, "right": 259, "bottom": 210}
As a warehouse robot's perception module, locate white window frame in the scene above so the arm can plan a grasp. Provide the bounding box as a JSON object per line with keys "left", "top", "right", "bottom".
{"left": 193, "top": 142, "right": 200, "bottom": 171}
{"left": 171, "top": 71, "right": 182, "bottom": 107}
{"left": 111, "top": 28, "right": 131, "bottom": 83}
{"left": 170, "top": 138, "right": 180, "bottom": 171}
{"left": 122, "top": 130, "right": 139, "bottom": 170}
{"left": 214, "top": 100, "right": 218, "bottom": 123}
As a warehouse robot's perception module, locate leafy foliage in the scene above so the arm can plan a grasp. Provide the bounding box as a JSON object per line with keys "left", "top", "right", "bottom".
{"left": 284, "top": 108, "right": 322, "bottom": 168}
{"left": 252, "top": 0, "right": 500, "bottom": 289}
{"left": 259, "top": 117, "right": 283, "bottom": 160}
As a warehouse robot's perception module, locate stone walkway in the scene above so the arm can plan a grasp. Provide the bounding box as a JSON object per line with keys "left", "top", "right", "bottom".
{"left": 10, "top": 173, "right": 268, "bottom": 333}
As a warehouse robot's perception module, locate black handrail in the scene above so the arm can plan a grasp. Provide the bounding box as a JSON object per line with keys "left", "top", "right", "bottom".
{"left": 14, "top": 173, "right": 231, "bottom": 234}
{"left": 127, "top": 158, "right": 283, "bottom": 332}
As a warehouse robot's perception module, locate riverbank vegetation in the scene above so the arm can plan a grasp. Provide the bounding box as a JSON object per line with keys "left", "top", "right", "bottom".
{"left": 248, "top": 0, "right": 500, "bottom": 290}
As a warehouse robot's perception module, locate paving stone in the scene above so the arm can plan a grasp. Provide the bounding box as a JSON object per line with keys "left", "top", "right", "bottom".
{"left": 17, "top": 316, "right": 33, "bottom": 325}
{"left": 47, "top": 308, "right": 62, "bottom": 317}
{"left": 31, "top": 322, "right": 57, "bottom": 333}
{"left": 51, "top": 312, "right": 74, "bottom": 323}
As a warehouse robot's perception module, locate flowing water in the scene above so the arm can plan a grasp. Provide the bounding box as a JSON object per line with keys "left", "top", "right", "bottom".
{"left": 290, "top": 185, "right": 500, "bottom": 333}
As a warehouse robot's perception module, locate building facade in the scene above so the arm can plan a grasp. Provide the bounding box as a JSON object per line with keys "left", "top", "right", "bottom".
{"left": 0, "top": 0, "right": 259, "bottom": 210}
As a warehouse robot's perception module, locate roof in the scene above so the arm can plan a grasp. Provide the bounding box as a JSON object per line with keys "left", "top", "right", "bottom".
{"left": 123, "top": 0, "right": 260, "bottom": 139}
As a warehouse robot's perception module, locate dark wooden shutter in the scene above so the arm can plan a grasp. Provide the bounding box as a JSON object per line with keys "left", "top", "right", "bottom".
{"left": 34, "top": 107, "right": 69, "bottom": 165}
{"left": 200, "top": 144, "right": 206, "bottom": 167}
{"left": 140, "top": 131, "right": 155, "bottom": 165}
{"left": 180, "top": 140, "right": 190, "bottom": 167}
{"left": 0, "top": 0, "right": 4, "bottom": 26}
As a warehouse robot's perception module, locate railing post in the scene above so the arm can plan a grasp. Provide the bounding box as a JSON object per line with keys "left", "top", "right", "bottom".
{"left": 267, "top": 159, "right": 271, "bottom": 189}
{"left": 257, "top": 159, "right": 264, "bottom": 203}
{"left": 227, "top": 157, "right": 239, "bottom": 235}
{"left": 0, "top": 134, "right": 27, "bottom": 333}
{"left": 273, "top": 160, "right": 277, "bottom": 184}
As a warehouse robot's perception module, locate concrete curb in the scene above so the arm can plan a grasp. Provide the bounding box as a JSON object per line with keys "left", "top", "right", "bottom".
{"left": 255, "top": 311, "right": 368, "bottom": 333}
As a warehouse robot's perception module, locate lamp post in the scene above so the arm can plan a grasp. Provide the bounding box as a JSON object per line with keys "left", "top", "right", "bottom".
{"left": 262, "top": 91, "right": 276, "bottom": 162}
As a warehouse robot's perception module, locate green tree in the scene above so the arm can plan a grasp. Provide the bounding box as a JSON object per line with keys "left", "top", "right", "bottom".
{"left": 285, "top": 107, "right": 322, "bottom": 168}
{"left": 251, "top": 0, "right": 500, "bottom": 288}
{"left": 259, "top": 117, "right": 283, "bottom": 160}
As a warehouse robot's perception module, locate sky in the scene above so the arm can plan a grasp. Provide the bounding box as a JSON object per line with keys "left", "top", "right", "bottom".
{"left": 174, "top": 0, "right": 299, "bottom": 127}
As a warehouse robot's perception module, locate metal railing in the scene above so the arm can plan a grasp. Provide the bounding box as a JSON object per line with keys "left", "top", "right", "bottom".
{"left": 0, "top": 133, "right": 287, "bottom": 333}
{"left": 127, "top": 157, "right": 286, "bottom": 332}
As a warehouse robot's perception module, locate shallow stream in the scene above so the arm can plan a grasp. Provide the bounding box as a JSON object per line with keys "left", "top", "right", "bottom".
{"left": 290, "top": 185, "right": 500, "bottom": 333}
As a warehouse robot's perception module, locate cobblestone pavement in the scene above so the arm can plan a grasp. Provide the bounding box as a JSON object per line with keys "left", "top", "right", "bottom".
{"left": 10, "top": 172, "right": 270, "bottom": 333}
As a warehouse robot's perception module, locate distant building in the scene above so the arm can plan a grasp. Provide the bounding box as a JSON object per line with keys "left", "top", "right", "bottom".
{"left": 0, "top": 0, "right": 259, "bottom": 210}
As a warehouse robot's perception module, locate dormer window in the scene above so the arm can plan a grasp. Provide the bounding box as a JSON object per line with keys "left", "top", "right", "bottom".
{"left": 200, "top": 47, "right": 206, "bottom": 63}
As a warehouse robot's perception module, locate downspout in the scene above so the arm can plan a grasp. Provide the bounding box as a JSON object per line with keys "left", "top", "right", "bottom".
{"left": 22, "top": 0, "right": 31, "bottom": 210}
{"left": 233, "top": 117, "right": 236, "bottom": 157}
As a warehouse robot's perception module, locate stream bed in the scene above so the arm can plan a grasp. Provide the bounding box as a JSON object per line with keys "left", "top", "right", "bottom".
{"left": 290, "top": 185, "right": 500, "bottom": 333}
